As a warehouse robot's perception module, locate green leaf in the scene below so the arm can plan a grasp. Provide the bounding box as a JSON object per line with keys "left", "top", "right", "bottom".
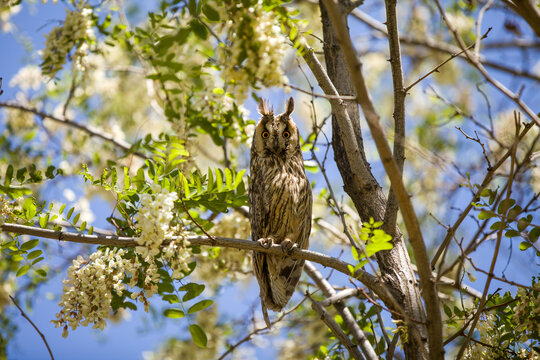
{"left": 190, "top": 19, "right": 208, "bottom": 40}
{"left": 443, "top": 304, "right": 452, "bottom": 318}
{"left": 162, "top": 294, "right": 180, "bottom": 304}
{"left": 163, "top": 308, "right": 185, "bottom": 318}
{"left": 35, "top": 268, "right": 47, "bottom": 277}
{"left": 519, "top": 241, "right": 532, "bottom": 251}
{"left": 72, "top": 213, "right": 80, "bottom": 225}
{"left": 365, "top": 242, "right": 393, "bottom": 257}
{"left": 215, "top": 169, "right": 223, "bottom": 191}
{"left": 66, "top": 207, "right": 74, "bottom": 221}
{"left": 188, "top": 299, "right": 214, "bottom": 314}
{"left": 189, "top": 324, "right": 207, "bottom": 348}
{"left": 202, "top": 4, "right": 220, "bottom": 21}
{"left": 347, "top": 264, "right": 355, "bottom": 275}
{"left": 517, "top": 217, "right": 530, "bottom": 231}
{"left": 351, "top": 246, "right": 359, "bottom": 261}
{"left": 529, "top": 227, "right": 540, "bottom": 243}
{"left": 22, "top": 197, "right": 36, "bottom": 220}
{"left": 124, "top": 167, "right": 131, "bottom": 190}
{"left": 16, "top": 264, "right": 30, "bottom": 277}
{"left": 180, "top": 282, "right": 205, "bottom": 301}
{"left": 39, "top": 214, "right": 49, "bottom": 228}
{"left": 478, "top": 211, "right": 495, "bottom": 220}
{"left": 4, "top": 164, "right": 13, "bottom": 187}
{"left": 188, "top": 0, "right": 197, "bottom": 14}
{"left": 79, "top": 221, "right": 87, "bottom": 232}
{"left": 504, "top": 229, "right": 520, "bottom": 238}
{"left": 27, "top": 250, "right": 43, "bottom": 260}
{"left": 497, "top": 199, "right": 516, "bottom": 214}
{"left": 20, "top": 239, "right": 39, "bottom": 251}
{"left": 32, "top": 257, "right": 44, "bottom": 265}
{"left": 225, "top": 168, "right": 233, "bottom": 189}
{"left": 234, "top": 169, "right": 246, "bottom": 188}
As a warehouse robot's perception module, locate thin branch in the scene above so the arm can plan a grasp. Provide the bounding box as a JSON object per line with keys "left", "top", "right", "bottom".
{"left": 404, "top": 33, "right": 487, "bottom": 93}
{"left": 319, "top": 1, "right": 441, "bottom": 358}
{"left": 308, "top": 292, "right": 365, "bottom": 360}
{"left": 382, "top": 0, "right": 406, "bottom": 237}
{"left": 0, "top": 101, "right": 146, "bottom": 159}
{"left": 455, "top": 114, "right": 521, "bottom": 359}
{"left": 0, "top": 222, "right": 394, "bottom": 306}
{"left": 285, "top": 83, "right": 357, "bottom": 100}
{"left": 350, "top": 8, "right": 540, "bottom": 83}
{"left": 305, "top": 261, "right": 378, "bottom": 360}
{"left": 9, "top": 295, "right": 55, "bottom": 360}
{"left": 319, "top": 288, "right": 364, "bottom": 306}
{"left": 431, "top": 120, "right": 535, "bottom": 267}
{"left": 433, "top": 0, "right": 540, "bottom": 127}
{"left": 217, "top": 294, "right": 309, "bottom": 360}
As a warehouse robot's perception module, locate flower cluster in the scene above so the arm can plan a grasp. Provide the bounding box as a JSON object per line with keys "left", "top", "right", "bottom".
{"left": 41, "top": 5, "right": 94, "bottom": 78}
{"left": 133, "top": 183, "right": 178, "bottom": 257}
{"left": 219, "top": 0, "right": 288, "bottom": 101}
{"left": 51, "top": 248, "right": 135, "bottom": 337}
{"left": 9, "top": 65, "right": 44, "bottom": 91}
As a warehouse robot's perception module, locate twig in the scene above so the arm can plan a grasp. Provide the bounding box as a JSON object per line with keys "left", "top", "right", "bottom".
{"left": 455, "top": 127, "right": 493, "bottom": 170}
{"left": 285, "top": 83, "right": 357, "bottom": 100}
{"left": 0, "top": 101, "right": 146, "bottom": 159}
{"left": 217, "top": 295, "right": 309, "bottom": 360}
{"left": 404, "top": 33, "right": 488, "bottom": 93}
{"left": 9, "top": 295, "right": 55, "bottom": 360}
{"left": 319, "top": 288, "right": 364, "bottom": 306}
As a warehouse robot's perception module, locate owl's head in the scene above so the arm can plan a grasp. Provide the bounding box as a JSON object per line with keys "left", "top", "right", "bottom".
{"left": 252, "top": 97, "right": 300, "bottom": 159}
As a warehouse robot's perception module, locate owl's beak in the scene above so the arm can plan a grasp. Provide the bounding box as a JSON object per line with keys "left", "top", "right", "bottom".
{"left": 272, "top": 138, "right": 280, "bottom": 153}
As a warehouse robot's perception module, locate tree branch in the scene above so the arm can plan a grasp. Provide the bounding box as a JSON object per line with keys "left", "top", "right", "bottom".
{"left": 305, "top": 261, "right": 378, "bottom": 360}
{"left": 433, "top": 0, "right": 540, "bottom": 127}
{"left": 0, "top": 222, "right": 395, "bottom": 307}
{"left": 382, "top": 0, "right": 406, "bottom": 237}
{"left": 9, "top": 295, "right": 55, "bottom": 360}
{"left": 308, "top": 293, "right": 365, "bottom": 360}
{"left": 350, "top": 8, "right": 540, "bottom": 83}
{"left": 319, "top": 1, "right": 442, "bottom": 358}
{"left": 0, "top": 101, "right": 147, "bottom": 159}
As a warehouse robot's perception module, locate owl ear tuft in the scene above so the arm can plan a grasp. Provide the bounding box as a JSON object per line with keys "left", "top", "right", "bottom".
{"left": 284, "top": 97, "right": 294, "bottom": 116}
{"left": 258, "top": 98, "right": 274, "bottom": 116}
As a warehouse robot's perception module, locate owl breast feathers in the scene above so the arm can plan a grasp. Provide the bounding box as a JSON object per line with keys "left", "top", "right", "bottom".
{"left": 249, "top": 97, "right": 313, "bottom": 326}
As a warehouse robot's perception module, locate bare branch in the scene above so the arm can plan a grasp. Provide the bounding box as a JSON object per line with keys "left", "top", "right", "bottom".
{"left": 9, "top": 295, "right": 55, "bottom": 360}
{"left": 350, "top": 8, "right": 540, "bottom": 83}
{"left": 305, "top": 262, "right": 378, "bottom": 360}
{"left": 0, "top": 101, "right": 146, "bottom": 159}
{"left": 308, "top": 292, "right": 365, "bottom": 360}
{"left": 433, "top": 0, "right": 540, "bottom": 127}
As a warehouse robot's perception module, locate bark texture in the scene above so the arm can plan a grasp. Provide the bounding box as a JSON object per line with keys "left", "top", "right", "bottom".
{"left": 319, "top": 2, "right": 429, "bottom": 358}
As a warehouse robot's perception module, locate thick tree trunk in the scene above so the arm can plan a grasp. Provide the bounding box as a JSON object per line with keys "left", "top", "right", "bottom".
{"left": 319, "top": 2, "right": 429, "bottom": 359}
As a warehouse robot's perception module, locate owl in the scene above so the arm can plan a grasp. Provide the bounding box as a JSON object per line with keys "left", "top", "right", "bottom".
{"left": 249, "top": 97, "right": 313, "bottom": 328}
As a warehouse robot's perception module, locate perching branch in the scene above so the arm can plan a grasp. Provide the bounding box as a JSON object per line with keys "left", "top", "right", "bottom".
{"left": 0, "top": 222, "right": 396, "bottom": 308}
{"left": 0, "top": 101, "right": 147, "bottom": 159}
{"left": 319, "top": 1, "right": 442, "bottom": 358}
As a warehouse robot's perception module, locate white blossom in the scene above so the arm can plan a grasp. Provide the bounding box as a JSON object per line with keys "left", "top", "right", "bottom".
{"left": 9, "top": 65, "right": 44, "bottom": 91}
{"left": 41, "top": 6, "right": 94, "bottom": 78}
{"left": 219, "top": 1, "right": 288, "bottom": 102}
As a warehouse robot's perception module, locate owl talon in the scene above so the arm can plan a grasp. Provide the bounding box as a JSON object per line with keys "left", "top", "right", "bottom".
{"left": 281, "top": 239, "right": 297, "bottom": 255}
{"left": 257, "top": 238, "right": 273, "bottom": 249}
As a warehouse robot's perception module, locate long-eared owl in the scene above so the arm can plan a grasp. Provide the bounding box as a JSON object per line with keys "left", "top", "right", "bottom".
{"left": 249, "top": 97, "right": 313, "bottom": 327}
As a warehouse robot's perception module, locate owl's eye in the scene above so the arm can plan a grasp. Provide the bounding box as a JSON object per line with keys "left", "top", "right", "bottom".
{"left": 262, "top": 131, "right": 270, "bottom": 139}
{"left": 282, "top": 131, "right": 290, "bottom": 138}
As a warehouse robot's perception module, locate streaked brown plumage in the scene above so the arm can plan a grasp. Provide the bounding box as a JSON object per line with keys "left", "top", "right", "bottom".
{"left": 249, "top": 97, "right": 312, "bottom": 328}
